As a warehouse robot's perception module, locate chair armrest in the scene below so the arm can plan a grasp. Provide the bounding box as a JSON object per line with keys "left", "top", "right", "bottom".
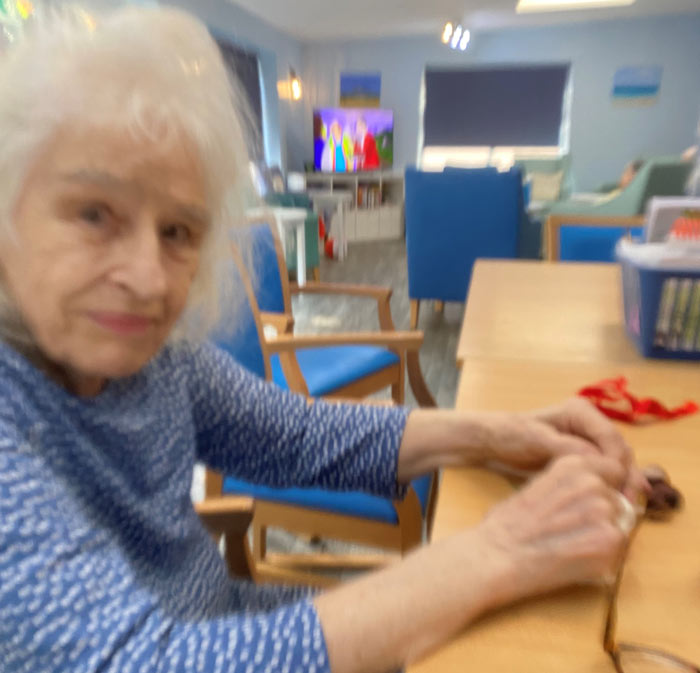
{"left": 290, "top": 281, "right": 392, "bottom": 301}
{"left": 547, "top": 214, "right": 645, "bottom": 226}
{"left": 289, "top": 281, "right": 396, "bottom": 331}
{"left": 266, "top": 333, "right": 437, "bottom": 408}
{"left": 195, "top": 497, "right": 255, "bottom": 579}
{"left": 322, "top": 398, "right": 397, "bottom": 407}
{"left": 195, "top": 496, "right": 254, "bottom": 521}
{"left": 265, "top": 330, "right": 424, "bottom": 353}
{"left": 545, "top": 214, "right": 645, "bottom": 262}
{"left": 260, "top": 311, "right": 295, "bottom": 334}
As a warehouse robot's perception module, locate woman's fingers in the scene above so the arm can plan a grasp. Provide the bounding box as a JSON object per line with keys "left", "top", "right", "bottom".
{"left": 534, "top": 398, "right": 630, "bottom": 462}
{"left": 550, "top": 453, "right": 627, "bottom": 491}
{"left": 531, "top": 398, "right": 650, "bottom": 499}
{"left": 477, "top": 454, "right": 633, "bottom": 601}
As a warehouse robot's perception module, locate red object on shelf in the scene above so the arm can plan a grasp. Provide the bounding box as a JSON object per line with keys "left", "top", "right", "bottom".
{"left": 578, "top": 377, "right": 698, "bottom": 424}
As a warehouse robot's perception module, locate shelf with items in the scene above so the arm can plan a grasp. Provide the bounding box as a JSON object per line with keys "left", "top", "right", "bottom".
{"left": 304, "top": 172, "right": 404, "bottom": 242}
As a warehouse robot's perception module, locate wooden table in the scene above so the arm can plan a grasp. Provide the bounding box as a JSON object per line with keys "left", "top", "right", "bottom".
{"left": 411, "top": 260, "right": 700, "bottom": 673}
{"left": 410, "top": 358, "right": 700, "bottom": 673}
{"left": 456, "top": 260, "right": 641, "bottom": 367}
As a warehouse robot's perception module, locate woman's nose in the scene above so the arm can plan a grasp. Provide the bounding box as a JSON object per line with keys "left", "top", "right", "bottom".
{"left": 110, "top": 222, "right": 168, "bottom": 300}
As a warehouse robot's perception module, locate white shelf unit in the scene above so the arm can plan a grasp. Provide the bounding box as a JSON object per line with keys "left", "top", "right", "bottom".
{"left": 304, "top": 172, "right": 405, "bottom": 242}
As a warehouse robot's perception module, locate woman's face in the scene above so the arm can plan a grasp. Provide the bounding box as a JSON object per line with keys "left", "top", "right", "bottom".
{"left": 0, "top": 124, "right": 209, "bottom": 395}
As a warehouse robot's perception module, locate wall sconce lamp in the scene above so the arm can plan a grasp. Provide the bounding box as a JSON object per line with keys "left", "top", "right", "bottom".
{"left": 290, "top": 68, "right": 302, "bottom": 101}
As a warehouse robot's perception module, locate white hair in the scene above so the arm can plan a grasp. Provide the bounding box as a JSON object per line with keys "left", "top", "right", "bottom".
{"left": 0, "top": 3, "right": 258, "bottom": 344}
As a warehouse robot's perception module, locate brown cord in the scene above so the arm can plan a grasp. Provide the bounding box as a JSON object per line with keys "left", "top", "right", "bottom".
{"left": 642, "top": 465, "right": 684, "bottom": 521}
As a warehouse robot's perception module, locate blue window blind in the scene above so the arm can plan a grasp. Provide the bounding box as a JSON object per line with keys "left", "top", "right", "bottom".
{"left": 423, "top": 64, "right": 570, "bottom": 147}
{"left": 217, "top": 40, "right": 264, "bottom": 161}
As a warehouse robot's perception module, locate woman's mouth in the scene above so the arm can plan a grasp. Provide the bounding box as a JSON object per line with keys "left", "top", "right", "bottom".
{"left": 87, "top": 311, "right": 156, "bottom": 336}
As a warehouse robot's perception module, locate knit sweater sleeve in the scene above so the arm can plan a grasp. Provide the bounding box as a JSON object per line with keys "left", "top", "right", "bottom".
{"left": 0, "top": 419, "right": 330, "bottom": 673}
{"left": 188, "top": 343, "right": 410, "bottom": 499}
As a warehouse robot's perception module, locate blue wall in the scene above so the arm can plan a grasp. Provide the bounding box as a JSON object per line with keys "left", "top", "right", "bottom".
{"left": 163, "top": 0, "right": 306, "bottom": 171}
{"left": 302, "top": 13, "right": 700, "bottom": 190}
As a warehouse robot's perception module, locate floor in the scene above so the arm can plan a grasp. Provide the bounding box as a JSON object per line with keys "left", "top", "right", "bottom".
{"left": 292, "top": 239, "right": 464, "bottom": 409}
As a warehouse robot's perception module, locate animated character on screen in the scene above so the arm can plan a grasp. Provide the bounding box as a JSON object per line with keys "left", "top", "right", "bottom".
{"left": 321, "top": 120, "right": 353, "bottom": 172}
{"left": 354, "top": 117, "right": 380, "bottom": 171}
{"left": 313, "top": 114, "right": 327, "bottom": 171}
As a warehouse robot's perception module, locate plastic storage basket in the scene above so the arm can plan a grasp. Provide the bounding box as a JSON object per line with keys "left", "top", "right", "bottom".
{"left": 620, "top": 254, "right": 700, "bottom": 360}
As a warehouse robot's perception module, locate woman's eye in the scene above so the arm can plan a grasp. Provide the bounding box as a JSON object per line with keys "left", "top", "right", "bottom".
{"left": 79, "top": 203, "right": 110, "bottom": 226}
{"left": 162, "top": 223, "right": 193, "bottom": 245}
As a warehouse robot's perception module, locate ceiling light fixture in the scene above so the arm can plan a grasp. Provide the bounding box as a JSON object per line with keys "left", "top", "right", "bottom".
{"left": 441, "top": 21, "right": 470, "bottom": 51}
{"left": 441, "top": 21, "right": 453, "bottom": 44}
{"left": 450, "top": 24, "right": 463, "bottom": 49}
{"left": 517, "top": 0, "right": 636, "bottom": 12}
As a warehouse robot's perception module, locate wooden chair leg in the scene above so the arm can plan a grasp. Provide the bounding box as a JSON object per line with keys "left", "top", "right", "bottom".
{"left": 394, "top": 488, "right": 424, "bottom": 554}
{"left": 407, "top": 351, "right": 437, "bottom": 408}
{"left": 252, "top": 521, "right": 267, "bottom": 566}
{"left": 204, "top": 469, "right": 224, "bottom": 498}
{"left": 195, "top": 496, "right": 254, "bottom": 579}
{"left": 391, "top": 355, "right": 406, "bottom": 405}
{"left": 312, "top": 267, "right": 321, "bottom": 282}
{"left": 224, "top": 530, "right": 254, "bottom": 579}
{"left": 410, "top": 300, "right": 420, "bottom": 329}
{"left": 434, "top": 301, "right": 445, "bottom": 315}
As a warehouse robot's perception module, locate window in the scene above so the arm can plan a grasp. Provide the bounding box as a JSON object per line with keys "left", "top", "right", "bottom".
{"left": 420, "top": 64, "right": 571, "bottom": 170}
{"left": 217, "top": 40, "right": 264, "bottom": 162}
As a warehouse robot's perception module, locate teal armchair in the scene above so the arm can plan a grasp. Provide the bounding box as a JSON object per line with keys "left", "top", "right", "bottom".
{"left": 264, "top": 192, "right": 321, "bottom": 281}
{"left": 543, "top": 156, "right": 692, "bottom": 261}
{"left": 549, "top": 157, "right": 693, "bottom": 217}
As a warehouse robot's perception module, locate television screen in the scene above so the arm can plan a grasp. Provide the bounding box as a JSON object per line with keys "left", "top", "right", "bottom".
{"left": 313, "top": 108, "right": 394, "bottom": 173}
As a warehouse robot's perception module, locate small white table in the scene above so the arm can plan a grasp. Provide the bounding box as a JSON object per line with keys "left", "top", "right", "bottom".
{"left": 307, "top": 190, "right": 354, "bottom": 261}
{"left": 247, "top": 207, "right": 308, "bottom": 287}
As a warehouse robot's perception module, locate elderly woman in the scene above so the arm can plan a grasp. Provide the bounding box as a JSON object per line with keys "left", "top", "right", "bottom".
{"left": 0, "top": 6, "right": 646, "bottom": 673}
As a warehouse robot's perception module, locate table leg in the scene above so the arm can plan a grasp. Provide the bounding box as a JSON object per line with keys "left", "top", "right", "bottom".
{"left": 296, "top": 219, "right": 306, "bottom": 287}
{"left": 337, "top": 204, "right": 347, "bottom": 261}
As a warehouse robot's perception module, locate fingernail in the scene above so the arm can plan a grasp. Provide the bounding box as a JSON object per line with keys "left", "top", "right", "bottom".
{"left": 615, "top": 492, "right": 637, "bottom": 535}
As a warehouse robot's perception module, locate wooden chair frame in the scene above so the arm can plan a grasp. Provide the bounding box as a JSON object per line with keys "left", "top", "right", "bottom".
{"left": 194, "top": 495, "right": 255, "bottom": 580}
{"left": 246, "top": 215, "right": 436, "bottom": 408}
{"left": 202, "top": 219, "right": 439, "bottom": 587}
{"left": 545, "top": 214, "right": 645, "bottom": 262}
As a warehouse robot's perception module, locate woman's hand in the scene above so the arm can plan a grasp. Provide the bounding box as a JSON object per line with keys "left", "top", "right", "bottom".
{"left": 479, "top": 398, "right": 648, "bottom": 501}
{"left": 473, "top": 453, "right": 633, "bottom": 608}
{"left": 317, "top": 453, "right": 634, "bottom": 673}
{"left": 398, "top": 399, "right": 648, "bottom": 503}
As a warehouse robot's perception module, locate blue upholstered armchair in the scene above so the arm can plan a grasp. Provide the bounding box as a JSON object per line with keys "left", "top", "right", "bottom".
{"left": 207, "top": 222, "right": 438, "bottom": 586}
{"left": 405, "top": 167, "right": 522, "bottom": 328}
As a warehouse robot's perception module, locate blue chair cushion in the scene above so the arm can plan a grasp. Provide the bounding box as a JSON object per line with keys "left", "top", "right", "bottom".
{"left": 559, "top": 226, "right": 644, "bottom": 263}
{"left": 222, "top": 474, "right": 433, "bottom": 525}
{"left": 270, "top": 346, "right": 400, "bottom": 397}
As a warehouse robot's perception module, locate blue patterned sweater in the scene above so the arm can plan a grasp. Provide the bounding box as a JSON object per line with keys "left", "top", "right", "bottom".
{"left": 0, "top": 341, "right": 410, "bottom": 672}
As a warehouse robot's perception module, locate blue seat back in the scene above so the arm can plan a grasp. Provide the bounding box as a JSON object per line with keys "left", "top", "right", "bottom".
{"left": 559, "top": 225, "right": 644, "bottom": 263}
{"left": 212, "top": 258, "right": 267, "bottom": 379}
{"left": 405, "top": 167, "right": 520, "bottom": 302}
{"left": 240, "top": 221, "right": 287, "bottom": 313}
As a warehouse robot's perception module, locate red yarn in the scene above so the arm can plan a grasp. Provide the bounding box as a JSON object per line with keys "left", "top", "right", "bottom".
{"left": 578, "top": 377, "right": 698, "bottom": 424}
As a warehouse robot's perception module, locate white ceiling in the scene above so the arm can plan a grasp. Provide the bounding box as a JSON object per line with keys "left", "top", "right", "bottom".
{"left": 227, "top": 0, "right": 700, "bottom": 41}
